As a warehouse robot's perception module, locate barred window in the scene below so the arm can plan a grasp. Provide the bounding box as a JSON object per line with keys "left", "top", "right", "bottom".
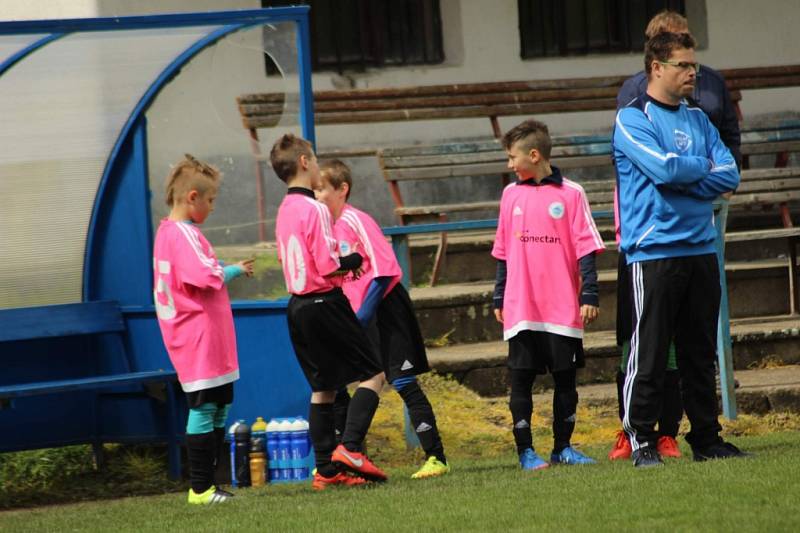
{"left": 518, "top": 0, "right": 686, "bottom": 58}
{"left": 263, "top": 0, "right": 444, "bottom": 73}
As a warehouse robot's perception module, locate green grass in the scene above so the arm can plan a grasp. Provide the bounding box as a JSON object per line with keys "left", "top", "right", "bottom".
{"left": 2, "top": 432, "right": 799, "bottom": 532}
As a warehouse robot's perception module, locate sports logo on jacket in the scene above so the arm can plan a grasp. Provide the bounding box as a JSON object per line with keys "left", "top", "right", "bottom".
{"left": 674, "top": 129, "right": 693, "bottom": 152}
{"left": 338, "top": 240, "right": 351, "bottom": 255}
{"left": 548, "top": 201, "right": 565, "bottom": 219}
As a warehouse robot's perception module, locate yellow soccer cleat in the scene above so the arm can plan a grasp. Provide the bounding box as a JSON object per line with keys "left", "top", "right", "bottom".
{"left": 411, "top": 456, "right": 450, "bottom": 479}
{"left": 187, "top": 485, "right": 232, "bottom": 504}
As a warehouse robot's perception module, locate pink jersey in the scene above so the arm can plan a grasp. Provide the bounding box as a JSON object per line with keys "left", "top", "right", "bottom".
{"left": 491, "top": 175, "right": 605, "bottom": 340}
{"left": 335, "top": 205, "right": 402, "bottom": 312}
{"left": 275, "top": 191, "right": 342, "bottom": 295}
{"left": 153, "top": 219, "right": 239, "bottom": 392}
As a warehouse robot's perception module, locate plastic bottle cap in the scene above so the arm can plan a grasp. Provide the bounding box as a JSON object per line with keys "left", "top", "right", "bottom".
{"left": 289, "top": 419, "right": 305, "bottom": 431}
{"left": 266, "top": 420, "right": 280, "bottom": 432}
{"left": 277, "top": 420, "right": 293, "bottom": 431}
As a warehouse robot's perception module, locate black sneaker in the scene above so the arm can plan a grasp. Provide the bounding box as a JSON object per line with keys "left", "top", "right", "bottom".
{"left": 692, "top": 441, "right": 750, "bottom": 462}
{"left": 632, "top": 447, "right": 664, "bottom": 468}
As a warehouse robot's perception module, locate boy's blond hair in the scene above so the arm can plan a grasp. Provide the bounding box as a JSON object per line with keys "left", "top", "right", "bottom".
{"left": 319, "top": 159, "right": 352, "bottom": 200}
{"left": 270, "top": 133, "right": 314, "bottom": 183}
{"left": 645, "top": 10, "right": 689, "bottom": 39}
{"left": 165, "top": 154, "right": 221, "bottom": 206}
{"left": 502, "top": 119, "right": 552, "bottom": 160}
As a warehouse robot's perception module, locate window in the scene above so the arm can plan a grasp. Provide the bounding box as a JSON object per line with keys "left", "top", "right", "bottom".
{"left": 518, "top": 0, "right": 685, "bottom": 58}
{"left": 263, "top": 0, "right": 444, "bottom": 73}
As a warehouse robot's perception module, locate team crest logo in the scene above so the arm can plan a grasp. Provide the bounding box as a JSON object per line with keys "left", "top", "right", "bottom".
{"left": 339, "top": 240, "right": 351, "bottom": 255}
{"left": 674, "top": 129, "right": 692, "bottom": 152}
{"left": 548, "top": 201, "right": 565, "bottom": 219}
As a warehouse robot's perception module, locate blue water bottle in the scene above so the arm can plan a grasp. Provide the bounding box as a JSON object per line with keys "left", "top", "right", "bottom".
{"left": 277, "top": 419, "right": 293, "bottom": 481}
{"left": 266, "top": 419, "right": 281, "bottom": 482}
{"left": 289, "top": 417, "right": 310, "bottom": 480}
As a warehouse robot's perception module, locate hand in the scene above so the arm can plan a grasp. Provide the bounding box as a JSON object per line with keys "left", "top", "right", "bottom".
{"left": 351, "top": 267, "right": 364, "bottom": 280}
{"left": 237, "top": 258, "right": 255, "bottom": 277}
{"left": 720, "top": 191, "right": 733, "bottom": 200}
{"left": 580, "top": 305, "right": 599, "bottom": 325}
{"left": 494, "top": 308, "right": 503, "bottom": 324}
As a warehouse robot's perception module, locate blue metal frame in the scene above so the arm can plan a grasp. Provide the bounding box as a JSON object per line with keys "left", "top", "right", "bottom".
{"left": 0, "top": 8, "right": 311, "bottom": 34}
{"left": 0, "top": 33, "right": 64, "bottom": 77}
{"left": 0, "top": 8, "right": 316, "bottom": 457}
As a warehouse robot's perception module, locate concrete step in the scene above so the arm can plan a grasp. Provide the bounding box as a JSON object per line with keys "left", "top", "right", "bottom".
{"left": 411, "top": 259, "right": 795, "bottom": 345}
{"left": 426, "top": 315, "right": 800, "bottom": 397}
{"left": 407, "top": 228, "right": 796, "bottom": 286}
{"left": 571, "top": 364, "right": 800, "bottom": 416}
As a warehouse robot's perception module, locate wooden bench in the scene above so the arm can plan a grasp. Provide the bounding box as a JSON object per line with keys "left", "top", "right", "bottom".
{"left": 237, "top": 64, "right": 800, "bottom": 241}
{"left": 237, "top": 64, "right": 800, "bottom": 138}
{"left": 377, "top": 119, "right": 800, "bottom": 284}
{"left": 0, "top": 301, "right": 181, "bottom": 479}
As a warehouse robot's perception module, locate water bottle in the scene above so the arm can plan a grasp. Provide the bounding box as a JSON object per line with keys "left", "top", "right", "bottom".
{"left": 249, "top": 439, "right": 266, "bottom": 487}
{"left": 266, "top": 419, "right": 281, "bottom": 482}
{"left": 289, "top": 417, "right": 310, "bottom": 480}
{"left": 231, "top": 420, "right": 251, "bottom": 487}
{"left": 277, "top": 419, "right": 293, "bottom": 481}
{"left": 228, "top": 420, "right": 244, "bottom": 486}
{"left": 251, "top": 416, "right": 267, "bottom": 453}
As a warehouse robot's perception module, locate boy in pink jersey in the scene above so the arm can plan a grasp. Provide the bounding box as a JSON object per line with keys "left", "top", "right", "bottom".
{"left": 153, "top": 154, "right": 254, "bottom": 504}
{"left": 492, "top": 120, "right": 605, "bottom": 470}
{"left": 271, "top": 134, "right": 388, "bottom": 490}
{"left": 315, "top": 159, "right": 449, "bottom": 480}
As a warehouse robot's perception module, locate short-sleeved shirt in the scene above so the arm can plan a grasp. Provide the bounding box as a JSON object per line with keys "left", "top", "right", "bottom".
{"left": 335, "top": 205, "right": 402, "bottom": 312}
{"left": 275, "top": 188, "right": 342, "bottom": 295}
{"left": 491, "top": 168, "right": 605, "bottom": 340}
{"left": 153, "top": 219, "right": 239, "bottom": 392}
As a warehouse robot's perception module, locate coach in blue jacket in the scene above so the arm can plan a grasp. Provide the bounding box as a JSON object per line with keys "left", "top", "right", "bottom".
{"left": 613, "top": 31, "right": 746, "bottom": 468}
{"left": 617, "top": 11, "right": 741, "bottom": 168}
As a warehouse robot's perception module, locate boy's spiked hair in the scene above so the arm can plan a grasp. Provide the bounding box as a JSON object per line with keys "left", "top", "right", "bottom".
{"left": 165, "top": 153, "right": 220, "bottom": 206}
{"left": 270, "top": 133, "right": 314, "bottom": 183}
{"left": 319, "top": 159, "right": 352, "bottom": 200}
{"left": 502, "top": 119, "right": 552, "bottom": 160}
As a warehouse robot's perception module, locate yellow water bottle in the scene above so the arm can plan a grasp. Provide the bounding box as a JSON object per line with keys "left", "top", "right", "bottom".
{"left": 250, "top": 449, "right": 266, "bottom": 487}
{"left": 251, "top": 416, "right": 268, "bottom": 453}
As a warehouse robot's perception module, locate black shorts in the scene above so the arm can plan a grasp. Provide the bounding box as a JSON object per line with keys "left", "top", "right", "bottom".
{"left": 371, "top": 284, "right": 431, "bottom": 383}
{"left": 287, "top": 288, "right": 383, "bottom": 392}
{"left": 507, "top": 330, "right": 585, "bottom": 374}
{"left": 185, "top": 382, "right": 234, "bottom": 409}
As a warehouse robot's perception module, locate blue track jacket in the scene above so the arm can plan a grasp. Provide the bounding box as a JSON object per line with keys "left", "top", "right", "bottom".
{"left": 613, "top": 94, "right": 740, "bottom": 263}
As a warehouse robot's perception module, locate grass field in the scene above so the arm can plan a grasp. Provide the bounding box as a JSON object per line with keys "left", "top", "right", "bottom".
{"left": 1, "top": 431, "right": 799, "bottom": 532}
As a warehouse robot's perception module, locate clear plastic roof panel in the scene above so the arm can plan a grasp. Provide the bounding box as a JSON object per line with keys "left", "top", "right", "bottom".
{"left": 147, "top": 21, "right": 305, "bottom": 302}
{"left": 0, "top": 15, "right": 308, "bottom": 308}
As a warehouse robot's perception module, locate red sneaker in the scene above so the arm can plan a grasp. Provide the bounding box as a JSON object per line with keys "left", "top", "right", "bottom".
{"left": 311, "top": 471, "right": 368, "bottom": 490}
{"left": 331, "top": 444, "right": 388, "bottom": 482}
{"left": 608, "top": 430, "right": 632, "bottom": 460}
{"left": 657, "top": 435, "right": 682, "bottom": 458}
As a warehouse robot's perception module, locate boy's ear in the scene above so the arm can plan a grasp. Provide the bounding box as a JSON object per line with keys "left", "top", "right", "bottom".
{"left": 299, "top": 154, "right": 310, "bottom": 171}
{"left": 341, "top": 182, "right": 350, "bottom": 197}
{"left": 528, "top": 148, "right": 540, "bottom": 163}
{"left": 187, "top": 189, "right": 199, "bottom": 203}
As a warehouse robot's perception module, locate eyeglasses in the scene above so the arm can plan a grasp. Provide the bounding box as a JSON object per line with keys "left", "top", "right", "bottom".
{"left": 659, "top": 60, "right": 700, "bottom": 73}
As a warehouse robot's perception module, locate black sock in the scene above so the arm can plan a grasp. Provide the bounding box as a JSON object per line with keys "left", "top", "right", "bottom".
{"left": 309, "top": 402, "right": 338, "bottom": 477}
{"left": 341, "top": 387, "right": 380, "bottom": 453}
{"left": 552, "top": 370, "right": 578, "bottom": 454}
{"left": 659, "top": 369, "right": 683, "bottom": 438}
{"left": 212, "top": 427, "right": 226, "bottom": 486}
{"left": 186, "top": 431, "right": 216, "bottom": 494}
{"left": 333, "top": 388, "right": 351, "bottom": 444}
{"left": 509, "top": 369, "right": 536, "bottom": 454}
{"left": 616, "top": 370, "right": 626, "bottom": 422}
{"left": 397, "top": 381, "right": 446, "bottom": 464}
